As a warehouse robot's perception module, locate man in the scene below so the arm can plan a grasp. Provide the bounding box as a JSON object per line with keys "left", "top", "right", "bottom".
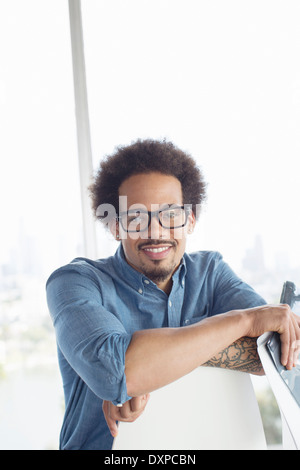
{"left": 46, "top": 138, "right": 300, "bottom": 450}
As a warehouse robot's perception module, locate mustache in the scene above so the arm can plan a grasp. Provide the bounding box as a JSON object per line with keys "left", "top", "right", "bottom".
{"left": 138, "top": 240, "right": 177, "bottom": 250}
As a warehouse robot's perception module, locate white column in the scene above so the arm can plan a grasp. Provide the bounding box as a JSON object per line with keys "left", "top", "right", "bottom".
{"left": 68, "top": 0, "right": 97, "bottom": 259}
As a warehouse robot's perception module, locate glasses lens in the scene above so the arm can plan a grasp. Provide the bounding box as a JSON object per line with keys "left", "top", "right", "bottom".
{"left": 121, "top": 210, "right": 149, "bottom": 232}
{"left": 159, "top": 207, "right": 186, "bottom": 228}
{"left": 120, "top": 207, "right": 188, "bottom": 232}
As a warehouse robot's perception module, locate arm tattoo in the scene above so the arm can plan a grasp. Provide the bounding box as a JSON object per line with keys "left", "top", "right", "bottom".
{"left": 202, "top": 337, "right": 264, "bottom": 375}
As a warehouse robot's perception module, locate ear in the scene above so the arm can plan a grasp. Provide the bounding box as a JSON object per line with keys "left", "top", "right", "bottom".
{"left": 109, "top": 219, "right": 121, "bottom": 241}
{"left": 187, "top": 211, "right": 196, "bottom": 234}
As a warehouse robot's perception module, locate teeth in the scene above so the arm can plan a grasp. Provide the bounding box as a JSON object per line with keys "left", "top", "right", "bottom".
{"left": 144, "top": 247, "right": 169, "bottom": 253}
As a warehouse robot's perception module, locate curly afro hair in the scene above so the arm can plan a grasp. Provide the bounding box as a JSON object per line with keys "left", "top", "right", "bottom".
{"left": 89, "top": 138, "right": 207, "bottom": 222}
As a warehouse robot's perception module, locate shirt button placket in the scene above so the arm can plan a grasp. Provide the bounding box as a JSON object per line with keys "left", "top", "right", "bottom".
{"left": 168, "top": 298, "right": 177, "bottom": 326}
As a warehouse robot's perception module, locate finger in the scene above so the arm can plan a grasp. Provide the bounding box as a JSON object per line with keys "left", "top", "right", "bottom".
{"left": 278, "top": 305, "right": 294, "bottom": 368}
{"left": 280, "top": 329, "right": 290, "bottom": 367}
{"left": 118, "top": 395, "right": 151, "bottom": 421}
{"left": 143, "top": 393, "right": 151, "bottom": 406}
{"left": 119, "top": 399, "right": 143, "bottom": 420}
{"left": 144, "top": 393, "right": 151, "bottom": 405}
{"left": 129, "top": 396, "right": 141, "bottom": 413}
{"left": 130, "top": 394, "right": 151, "bottom": 413}
{"left": 294, "top": 313, "right": 300, "bottom": 327}
{"left": 130, "top": 395, "right": 145, "bottom": 413}
{"left": 286, "top": 322, "right": 296, "bottom": 370}
{"left": 102, "top": 401, "right": 119, "bottom": 438}
{"left": 118, "top": 400, "right": 133, "bottom": 420}
{"left": 292, "top": 315, "right": 300, "bottom": 367}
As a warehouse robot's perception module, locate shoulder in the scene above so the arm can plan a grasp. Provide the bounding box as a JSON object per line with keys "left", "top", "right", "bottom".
{"left": 184, "top": 250, "right": 224, "bottom": 272}
{"left": 46, "top": 255, "right": 116, "bottom": 288}
{"left": 183, "top": 251, "right": 229, "bottom": 289}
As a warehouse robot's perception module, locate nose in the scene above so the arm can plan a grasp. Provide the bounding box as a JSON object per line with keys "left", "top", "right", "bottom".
{"left": 147, "top": 214, "right": 169, "bottom": 240}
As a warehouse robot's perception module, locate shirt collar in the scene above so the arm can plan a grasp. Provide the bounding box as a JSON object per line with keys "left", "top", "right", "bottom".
{"left": 113, "top": 244, "right": 187, "bottom": 292}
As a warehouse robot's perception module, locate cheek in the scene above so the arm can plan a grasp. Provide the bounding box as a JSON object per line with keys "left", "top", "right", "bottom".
{"left": 120, "top": 240, "right": 135, "bottom": 260}
{"left": 121, "top": 237, "right": 145, "bottom": 265}
{"left": 172, "top": 227, "right": 188, "bottom": 244}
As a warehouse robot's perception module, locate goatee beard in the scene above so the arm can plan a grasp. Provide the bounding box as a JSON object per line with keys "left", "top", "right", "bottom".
{"left": 141, "top": 259, "right": 176, "bottom": 283}
{"left": 138, "top": 239, "right": 177, "bottom": 283}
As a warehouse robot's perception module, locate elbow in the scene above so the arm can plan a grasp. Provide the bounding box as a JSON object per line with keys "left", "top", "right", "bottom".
{"left": 125, "top": 368, "right": 143, "bottom": 397}
{"left": 124, "top": 329, "right": 157, "bottom": 397}
{"left": 125, "top": 379, "right": 135, "bottom": 398}
{"left": 250, "top": 360, "right": 265, "bottom": 376}
{"left": 250, "top": 368, "right": 265, "bottom": 377}
{"left": 125, "top": 359, "right": 151, "bottom": 397}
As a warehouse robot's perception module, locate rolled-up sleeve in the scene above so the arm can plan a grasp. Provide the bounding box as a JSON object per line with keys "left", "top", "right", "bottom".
{"left": 46, "top": 267, "right": 132, "bottom": 405}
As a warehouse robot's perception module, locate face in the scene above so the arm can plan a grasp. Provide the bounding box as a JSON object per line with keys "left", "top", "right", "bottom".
{"left": 113, "top": 172, "right": 195, "bottom": 293}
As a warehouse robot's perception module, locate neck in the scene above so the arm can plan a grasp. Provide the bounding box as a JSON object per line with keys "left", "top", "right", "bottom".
{"left": 156, "top": 277, "right": 173, "bottom": 295}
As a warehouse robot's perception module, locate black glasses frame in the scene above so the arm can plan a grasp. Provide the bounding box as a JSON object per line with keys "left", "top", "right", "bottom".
{"left": 117, "top": 205, "right": 191, "bottom": 233}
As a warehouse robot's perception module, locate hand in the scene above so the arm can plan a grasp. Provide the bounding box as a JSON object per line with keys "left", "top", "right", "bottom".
{"left": 244, "top": 304, "right": 300, "bottom": 370}
{"left": 102, "top": 394, "right": 150, "bottom": 438}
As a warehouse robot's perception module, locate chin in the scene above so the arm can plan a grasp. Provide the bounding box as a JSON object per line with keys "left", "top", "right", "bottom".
{"left": 141, "top": 261, "right": 177, "bottom": 283}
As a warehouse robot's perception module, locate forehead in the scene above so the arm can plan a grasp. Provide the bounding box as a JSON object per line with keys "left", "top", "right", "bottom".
{"left": 118, "top": 172, "right": 183, "bottom": 207}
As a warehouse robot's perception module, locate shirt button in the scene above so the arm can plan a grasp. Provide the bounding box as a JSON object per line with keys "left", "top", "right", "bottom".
{"left": 138, "top": 288, "right": 143, "bottom": 294}
{"left": 144, "top": 279, "right": 150, "bottom": 285}
{"left": 181, "top": 280, "right": 185, "bottom": 287}
{"left": 184, "top": 319, "right": 190, "bottom": 325}
{"left": 169, "top": 300, "right": 172, "bottom": 307}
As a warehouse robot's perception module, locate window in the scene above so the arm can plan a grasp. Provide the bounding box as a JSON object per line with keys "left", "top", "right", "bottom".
{"left": 82, "top": 0, "right": 300, "bottom": 447}
{"left": 0, "top": 0, "right": 82, "bottom": 449}
{"left": 1, "top": 0, "right": 299, "bottom": 449}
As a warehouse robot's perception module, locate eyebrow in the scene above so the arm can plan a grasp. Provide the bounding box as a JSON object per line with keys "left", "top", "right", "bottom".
{"left": 125, "top": 204, "right": 183, "bottom": 212}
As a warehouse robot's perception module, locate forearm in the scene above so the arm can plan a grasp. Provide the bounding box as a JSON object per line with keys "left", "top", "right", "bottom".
{"left": 125, "top": 309, "right": 247, "bottom": 397}
{"left": 202, "top": 336, "right": 264, "bottom": 375}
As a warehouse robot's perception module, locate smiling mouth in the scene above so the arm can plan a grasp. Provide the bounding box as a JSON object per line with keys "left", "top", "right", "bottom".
{"left": 143, "top": 246, "right": 170, "bottom": 253}
{"left": 139, "top": 242, "right": 175, "bottom": 260}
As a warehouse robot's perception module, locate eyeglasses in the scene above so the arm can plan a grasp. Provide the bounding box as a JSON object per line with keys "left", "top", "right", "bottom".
{"left": 117, "top": 205, "right": 191, "bottom": 233}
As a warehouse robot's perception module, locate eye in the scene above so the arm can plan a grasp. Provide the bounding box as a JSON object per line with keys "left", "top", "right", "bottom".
{"left": 127, "top": 212, "right": 147, "bottom": 223}
{"left": 170, "top": 209, "right": 180, "bottom": 218}
{"left": 162, "top": 209, "right": 181, "bottom": 219}
{"left": 127, "top": 215, "right": 139, "bottom": 223}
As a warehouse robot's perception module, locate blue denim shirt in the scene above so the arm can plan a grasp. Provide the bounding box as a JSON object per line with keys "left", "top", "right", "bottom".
{"left": 46, "top": 246, "right": 266, "bottom": 450}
